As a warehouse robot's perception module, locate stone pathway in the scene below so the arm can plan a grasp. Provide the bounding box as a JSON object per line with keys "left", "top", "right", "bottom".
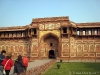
{"left": 10, "top": 59, "right": 52, "bottom": 75}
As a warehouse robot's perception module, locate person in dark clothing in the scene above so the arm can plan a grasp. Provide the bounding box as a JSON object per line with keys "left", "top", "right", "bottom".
{"left": 0, "top": 50, "right": 6, "bottom": 65}
{"left": 14, "top": 55, "right": 25, "bottom": 75}
{"left": 0, "top": 50, "right": 6, "bottom": 75}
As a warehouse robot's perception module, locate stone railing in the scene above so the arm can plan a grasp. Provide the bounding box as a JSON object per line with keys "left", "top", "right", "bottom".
{"left": 20, "top": 60, "right": 56, "bottom": 75}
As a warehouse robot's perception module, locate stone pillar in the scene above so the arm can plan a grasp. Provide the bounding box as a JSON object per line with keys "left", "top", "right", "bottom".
{"left": 61, "top": 28, "right": 63, "bottom": 34}
{"left": 67, "top": 27, "right": 69, "bottom": 34}
{"left": 98, "top": 29, "right": 100, "bottom": 35}
{"left": 23, "top": 32, "right": 25, "bottom": 37}
{"left": 31, "top": 29, "right": 32, "bottom": 35}
{"left": 80, "top": 30, "right": 83, "bottom": 35}
{"left": 86, "top": 30, "right": 89, "bottom": 35}
{"left": 28, "top": 29, "right": 29, "bottom": 36}
{"left": 1, "top": 33, "right": 4, "bottom": 37}
{"left": 92, "top": 29, "right": 95, "bottom": 35}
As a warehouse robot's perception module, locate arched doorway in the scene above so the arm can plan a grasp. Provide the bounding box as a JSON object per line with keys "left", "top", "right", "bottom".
{"left": 49, "top": 50, "right": 55, "bottom": 59}
{"left": 40, "top": 33, "right": 59, "bottom": 59}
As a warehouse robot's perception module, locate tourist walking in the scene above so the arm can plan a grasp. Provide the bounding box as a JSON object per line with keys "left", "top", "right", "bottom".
{"left": 1, "top": 53, "right": 13, "bottom": 75}
{"left": 23, "top": 54, "right": 29, "bottom": 71}
{"left": 0, "top": 50, "right": 6, "bottom": 75}
{"left": 14, "top": 55, "right": 25, "bottom": 75}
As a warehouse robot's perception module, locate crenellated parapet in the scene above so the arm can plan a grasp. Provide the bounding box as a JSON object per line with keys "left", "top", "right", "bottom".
{"left": 31, "top": 16, "right": 70, "bottom": 28}
{"left": 32, "top": 16, "right": 69, "bottom": 22}
{"left": 0, "top": 26, "right": 26, "bottom": 31}
{"left": 76, "top": 22, "right": 100, "bottom": 28}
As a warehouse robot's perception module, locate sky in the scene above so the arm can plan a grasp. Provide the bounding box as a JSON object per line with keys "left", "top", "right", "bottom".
{"left": 0, "top": 0, "right": 100, "bottom": 27}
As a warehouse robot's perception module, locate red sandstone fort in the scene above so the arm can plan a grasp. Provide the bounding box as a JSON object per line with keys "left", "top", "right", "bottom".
{"left": 0, "top": 16, "right": 100, "bottom": 61}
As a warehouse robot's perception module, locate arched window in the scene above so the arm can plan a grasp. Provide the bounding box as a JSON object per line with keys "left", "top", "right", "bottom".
{"left": 21, "top": 32, "right": 23, "bottom": 37}
{"left": 95, "top": 30, "right": 98, "bottom": 35}
{"left": 50, "top": 43, "right": 53, "bottom": 46}
{"left": 83, "top": 30, "right": 86, "bottom": 35}
{"left": 89, "top": 30, "right": 92, "bottom": 35}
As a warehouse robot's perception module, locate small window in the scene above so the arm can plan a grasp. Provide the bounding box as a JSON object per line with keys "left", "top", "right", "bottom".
{"left": 83, "top": 30, "right": 86, "bottom": 35}
{"left": 63, "top": 28, "right": 66, "bottom": 33}
{"left": 21, "top": 32, "right": 23, "bottom": 37}
{"left": 89, "top": 30, "right": 92, "bottom": 35}
{"left": 16, "top": 33, "right": 18, "bottom": 37}
{"left": 50, "top": 43, "right": 53, "bottom": 46}
{"left": 95, "top": 30, "right": 98, "bottom": 35}
{"left": 34, "top": 29, "right": 37, "bottom": 34}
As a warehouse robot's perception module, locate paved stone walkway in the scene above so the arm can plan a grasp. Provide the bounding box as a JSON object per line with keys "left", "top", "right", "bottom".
{"left": 10, "top": 59, "right": 52, "bottom": 75}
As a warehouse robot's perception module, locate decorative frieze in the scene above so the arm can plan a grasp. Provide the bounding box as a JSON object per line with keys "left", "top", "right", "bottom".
{"left": 39, "top": 23, "right": 61, "bottom": 30}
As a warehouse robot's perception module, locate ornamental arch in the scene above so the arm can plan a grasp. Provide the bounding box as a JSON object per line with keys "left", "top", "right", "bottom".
{"left": 40, "top": 33, "right": 60, "bottom": 58}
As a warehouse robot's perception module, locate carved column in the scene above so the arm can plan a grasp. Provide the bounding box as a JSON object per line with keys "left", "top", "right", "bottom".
{"left": 92, "top": 29, "right": 95, "bottom": 35}
{"left": 28, "top": 29, "right": 29, "bottom": 36}
{"left": 30, "top": 29, "right": 32, "bottom": 35}
{"left": 80, "top": 30, "right": 83, "bottom": 35}
{"left": 67, "top": 27, "right": 69, "bottom": 34}
{"left": 98, "top": 29, "right": 100, "bottom": 35}
{"left": 1, "top": 33, "right": 4, "bottom": 37}
{"left": 86, "top": 30, "right": 89, "bottom": 35}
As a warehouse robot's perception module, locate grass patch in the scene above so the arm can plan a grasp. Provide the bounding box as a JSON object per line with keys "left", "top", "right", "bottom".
{"left": 43, "top": 62, "right": 100, "bottom": 75}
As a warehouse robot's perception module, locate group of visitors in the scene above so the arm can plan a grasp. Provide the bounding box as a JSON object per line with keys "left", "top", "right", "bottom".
{"left": 0, "top": 50, "right": 29, "bottom": 75}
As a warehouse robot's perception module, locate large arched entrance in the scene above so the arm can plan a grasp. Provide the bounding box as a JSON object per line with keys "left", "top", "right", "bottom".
{"left": 40, "top": 33, "right": 59, "bottom": 59}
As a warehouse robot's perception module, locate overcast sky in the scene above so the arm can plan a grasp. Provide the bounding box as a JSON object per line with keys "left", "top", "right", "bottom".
{"left": 0, "top": 0, "right": 100, "bottom": 27}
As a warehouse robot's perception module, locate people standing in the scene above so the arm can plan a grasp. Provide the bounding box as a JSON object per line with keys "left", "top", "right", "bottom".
{"left": 23, "top": 54, "right": 29, "bottom": 71}
{"left": 0, "top": 50, "right": 6, "bottom": 75}
{"left": 14, "top": 55, "right": 25, "bottom": 75}
{"left": 1, "top": 52, "right": 13, "bottom": 75}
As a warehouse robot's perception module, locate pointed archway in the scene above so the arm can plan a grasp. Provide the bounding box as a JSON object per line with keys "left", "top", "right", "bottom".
{"left": 40, "top": 33, "right": 59, "bottom": 59}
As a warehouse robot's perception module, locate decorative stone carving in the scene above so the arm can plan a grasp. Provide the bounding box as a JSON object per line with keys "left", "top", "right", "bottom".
{"left": 32, "top": 39, "right": 38, "bottom": 53}
{"left": 39, "top": 23, "right": 61, "bottom": 30}
{"left": 39, "top": 24, "right": 45, "bottom": 30}
{"left": 62, "top": 43, "right": 69, "bottom": 52}
{"left": 90, "top": 44, "right": 94, "bottom": 52}
{"left": 96, "top": 44, "right": 100, "bottom": 52}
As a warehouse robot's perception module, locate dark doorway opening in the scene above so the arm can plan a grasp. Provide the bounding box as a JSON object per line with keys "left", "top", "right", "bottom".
{"left": 49, "top": 50, "right": 55, "bottom": 59}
